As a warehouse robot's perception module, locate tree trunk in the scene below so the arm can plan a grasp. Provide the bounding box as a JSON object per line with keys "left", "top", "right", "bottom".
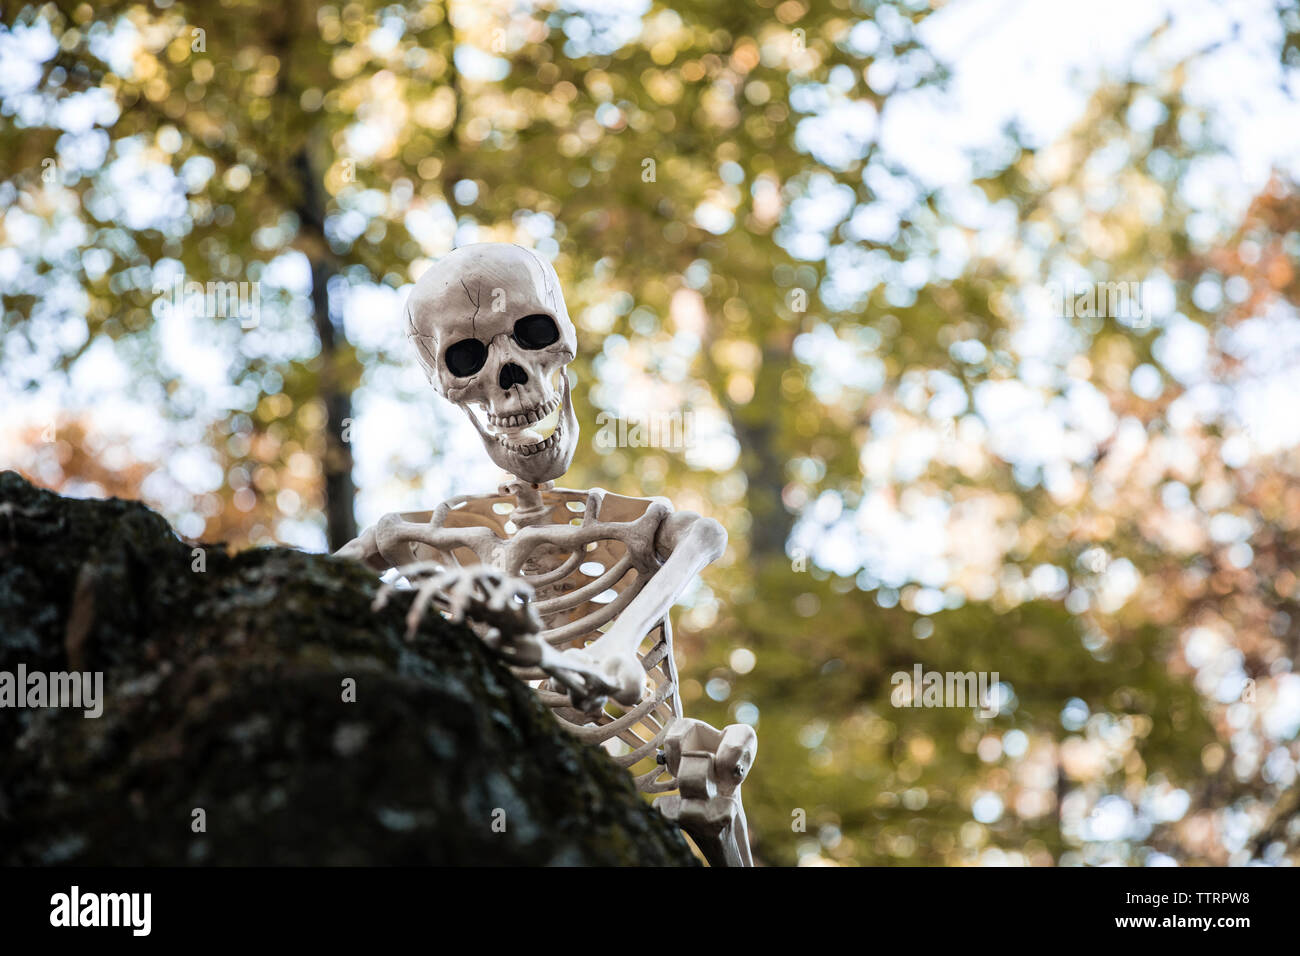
{"left": 732, "top": 345, "right": 795, "bottom": 562}
{"left": 293, "top": 146, "right": 357, "bottom": 550}
{"left": 310, "top": 256, "right": 357, "bottom": 550}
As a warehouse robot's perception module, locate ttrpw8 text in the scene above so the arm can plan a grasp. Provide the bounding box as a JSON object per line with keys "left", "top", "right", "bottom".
{"left": 1127, "top": 892, "right": 1250, "bottom": 906}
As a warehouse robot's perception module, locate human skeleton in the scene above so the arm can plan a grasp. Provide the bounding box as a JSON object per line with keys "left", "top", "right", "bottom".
{"left": 336, "top": 243, "right": 757, "bottom": 867}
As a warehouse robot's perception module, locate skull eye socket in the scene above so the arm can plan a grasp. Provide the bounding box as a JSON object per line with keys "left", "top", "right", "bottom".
{"left": 445, "top": 338, "right": 488, "bottom": 377}
{"left": 512, "top": 314, "right": 560, "bottom": 349}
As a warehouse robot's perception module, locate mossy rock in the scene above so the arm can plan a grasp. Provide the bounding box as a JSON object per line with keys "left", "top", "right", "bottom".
{"left": 0, "top": 471, "right": 697, "bottom": 866}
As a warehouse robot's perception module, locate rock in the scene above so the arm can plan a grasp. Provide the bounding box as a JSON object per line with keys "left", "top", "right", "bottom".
{"left": 0, "top": 471, "right": 697, "bottom": 866}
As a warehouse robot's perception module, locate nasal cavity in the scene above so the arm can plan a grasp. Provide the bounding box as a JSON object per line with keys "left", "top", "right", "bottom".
{"left": 499, "top": 363, "right": 529, "bottom": 389}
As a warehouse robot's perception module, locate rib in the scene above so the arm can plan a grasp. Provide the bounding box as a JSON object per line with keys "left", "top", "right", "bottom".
{"left": 532, "top": 553, "right": 634, "bottom": 615}
{"left": 540, "top": 580, "right": 643, "bottom": 647}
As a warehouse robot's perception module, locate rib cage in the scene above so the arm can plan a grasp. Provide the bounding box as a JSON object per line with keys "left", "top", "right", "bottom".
{"left": 400, "top": 486, "right": 683, "bottom": 794}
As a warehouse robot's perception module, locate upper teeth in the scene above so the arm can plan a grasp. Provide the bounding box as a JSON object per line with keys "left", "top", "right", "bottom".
{"left": 487, "top": 398, "right": 558, "bottom": 429}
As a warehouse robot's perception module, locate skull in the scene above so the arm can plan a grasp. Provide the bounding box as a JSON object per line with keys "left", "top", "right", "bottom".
{"left": 406, "top": 243, "right": 579, "bottom": 483}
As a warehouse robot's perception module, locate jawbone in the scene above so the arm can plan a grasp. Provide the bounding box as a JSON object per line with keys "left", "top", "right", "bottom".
{"left": 467, "top": 377, "right": 578, "bottom": 483}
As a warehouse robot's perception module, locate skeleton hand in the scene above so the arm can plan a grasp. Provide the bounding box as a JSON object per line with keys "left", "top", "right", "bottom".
{"left": 374, "top": 562, "right": 624, "bottom": 705}
{"left": 548, "top": 644, "right": 648, "bottom": 715}
{"left": 654, "top": 719, "right": 758, "bottom": 868}
{"left": 374, "top": 562, "right": 543, "bottom": 657}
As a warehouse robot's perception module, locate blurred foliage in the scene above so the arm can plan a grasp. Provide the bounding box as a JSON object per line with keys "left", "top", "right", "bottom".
{"left": 3, "top": 0, "right": 1300, "bottom": 865}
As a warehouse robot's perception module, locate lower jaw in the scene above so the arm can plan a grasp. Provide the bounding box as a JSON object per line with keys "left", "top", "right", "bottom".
{"left": 495, "top": 421, "right": 562, "bottom": 458}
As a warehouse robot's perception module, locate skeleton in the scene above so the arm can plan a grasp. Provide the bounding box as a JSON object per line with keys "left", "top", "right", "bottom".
{"left": 335, "top": 243, "right": 756, "bottom": 867}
